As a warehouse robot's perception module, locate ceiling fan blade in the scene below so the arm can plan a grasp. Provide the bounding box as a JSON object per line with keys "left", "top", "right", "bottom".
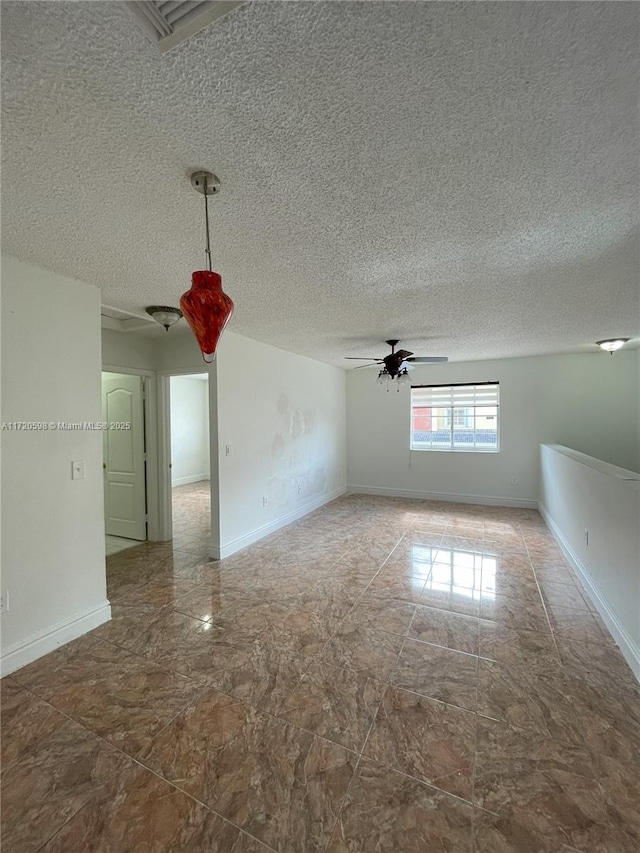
{"left": 344, "top": 356, "right": 384, "bottom": 360}
{"left": 405, "top": 357, "right": 449, "bottom": 363}
{"left": 395, "top": 349, "right": 414, "bottom": 360}
{"left": 353, "top": 363, "right": 381, "bottom": 369}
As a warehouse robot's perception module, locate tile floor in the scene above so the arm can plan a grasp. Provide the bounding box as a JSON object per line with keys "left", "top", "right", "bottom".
{"left": 2, "top": 490, "right": 639, "bottom": 852}
{"left": 105, "top": 535, "right": 141, "bottom": 556}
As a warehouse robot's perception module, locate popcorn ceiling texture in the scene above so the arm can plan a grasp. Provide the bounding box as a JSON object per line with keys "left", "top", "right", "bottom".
{"left": 1, "top": 1, "right": 638, "bottom": 366}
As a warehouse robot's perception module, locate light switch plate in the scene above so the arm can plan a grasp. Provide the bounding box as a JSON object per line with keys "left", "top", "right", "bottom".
{"left": 72, "top": 460, "right": 86, "bottom": 480}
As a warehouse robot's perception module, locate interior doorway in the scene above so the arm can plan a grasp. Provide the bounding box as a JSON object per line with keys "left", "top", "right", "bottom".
{"left": 169, "top": 374, "right": 211, "bottom": 557}
{"left": 102, "top": 371, "right": 148, "bottom": 554}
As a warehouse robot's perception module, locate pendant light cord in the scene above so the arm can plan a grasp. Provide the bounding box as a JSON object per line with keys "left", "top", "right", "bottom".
{"left": 203, "top": 175, "right": 212, "bottom": 272}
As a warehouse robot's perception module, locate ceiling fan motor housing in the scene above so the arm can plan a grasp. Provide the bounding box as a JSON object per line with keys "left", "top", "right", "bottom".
{"left": 384, "top": 348, "right": 413, "bottom": 377}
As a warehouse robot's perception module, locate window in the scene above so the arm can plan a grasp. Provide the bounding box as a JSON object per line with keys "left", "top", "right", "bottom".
{"left": 410, "top": 382, "right": 499, "bottom": 451}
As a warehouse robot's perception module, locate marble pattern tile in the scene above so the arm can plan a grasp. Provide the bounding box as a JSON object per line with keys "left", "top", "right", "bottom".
{"left": 91, "top": 602, "right": 169, "bottom": 650}
{"left": 115, "top": 575, "right": 208, "bottom": 609}
{"left": 473, "top": 717, "right": 630, "bottom": 851}
{"left": 391, "top": 638, "right": 478, "bottom": 711}
{"left": 547, "top": 603, "right": 612, "bottom": 644}
{"left": 588, "top": 751, "right": 640, "bottom": 851}
{"left": 280, "top": 587, "right": 363, "bottom": 621}
{"left": 364, "top": 686, "right": 476, "bottom": 799}
{"left": 409, "top": 605, "right": 479, "bottom": 654}
{"left": 485, "top": 554, "right": 535, "bottom": 576}
{"left": 366, "top": 573, "right": 428, "bottom": 604}
{"left": 4, "top": 488, "right": 639, "bottom": 852}
{"left": 172, "top": 587, "right": 261, "bottom": 627}
{"left": 257, "top": 605, "right": 342, "bottom": 656}
{"left": 1, "top": 679, "right": 69, "bottom": 767}
{"left": 479, "top": 571, "right": 540, "bottom": 601}
{"left": 184, "top": 812, "right": 274, "bottom": 852}
{"left": 557, "top": 638, "right": 640, "bottom": 694}
{"left": 279, "top": 660, "right": 385, "bottom": 751}
{"left": 327, "top": 758, "right": 474, "bottom": 852}
{"left": 479, "top": 621, "right": 562, "bottom": 677}
{"left": 477, "top": 658, "right": 586, "bottom": 747}
{"left": 380, "top": 548, "right": 435, "bottom": 578}
{"left": 207, "top": 639, "right": 312, "bottom": 714}
{"left": 562, "top": 677, "right": 640, "bottom": 765}
{"left": 40, "top": 760, "right": 207, "bottom": 852}
{"left": 140, "top": 688, "right": 356, "bottom": 853}
{"left": 538, "top": 580, "right": 589, "bottom": 610}
{"left": 12, "top": 635, "right": 204, "bottom": 756}
{"left": 344, "top": 595, "right": 416, "bottom": 636}
{"left": 138, "top": 689, "right": 253, "bottom": 805}
{"left": 419, "top": 579, "right": 481, "bottom": 617}
{"left": 532, "top": 564, "right": 578, "bottom": 586}
{"left": 1, "top": 715, "right": 131, "bottom": 853}
{"left": 321, "top": 622, "right": 404, "bottom": 681}
{"left": 479, "top": 592, "right": 550, "bottom": 632}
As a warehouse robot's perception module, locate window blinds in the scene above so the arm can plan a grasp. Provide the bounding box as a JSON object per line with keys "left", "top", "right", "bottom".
{"left": 411, "top": 383, "right": 499, "bottom": 409}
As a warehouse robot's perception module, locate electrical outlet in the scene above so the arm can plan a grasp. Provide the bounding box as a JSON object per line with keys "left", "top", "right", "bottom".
{"left": 0, "top": 591, "right": 9, "bottom": 613}
{"left": 225, "top": 445, "right": 231, "bottom": 456}
{"left": 510, "top": 477, "right": 517, "bottom": 485}
{"left": 297, "top": 483, "right": 302, "bottom": 495}
{"left": 262, "top": 496, "right": 268, "bottom": 507}
{"left": 584, "top": 529, "right": 589, "bottom": 546}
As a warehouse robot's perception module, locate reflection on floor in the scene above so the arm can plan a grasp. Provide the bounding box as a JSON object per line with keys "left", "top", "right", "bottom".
{"left": 172, "top": 480, "right": 211, "bottom": 556}
{"left": 3, "top": 495, "right": 639, "bottom": 852}
{"left": 105, "top": 535, "right": 141, "bottom": 556}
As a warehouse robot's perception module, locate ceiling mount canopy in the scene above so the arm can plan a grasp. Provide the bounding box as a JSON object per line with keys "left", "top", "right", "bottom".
{"left": 179, "top": 171, "right": 234, "bottom": 363}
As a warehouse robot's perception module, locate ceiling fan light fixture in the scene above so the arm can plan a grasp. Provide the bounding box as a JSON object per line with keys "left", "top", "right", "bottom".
{"left": 145, "top": 305, "right": 183, "bottom": 330}
{"left": 397, "top": 368, "right": 411, "bottom": 388}
{"left": 348, "top": 340, "right": 448, "bottom": 388}
{"left": 596, "top": 338, "right": 629, "bottom": 353}
{"left": 377, "top": 369, "right": 391, "bottom": 386}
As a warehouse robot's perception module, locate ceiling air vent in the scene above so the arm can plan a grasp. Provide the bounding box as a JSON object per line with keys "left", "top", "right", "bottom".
{"left": 125, "top": 1, "right": 244, "bottom": 53}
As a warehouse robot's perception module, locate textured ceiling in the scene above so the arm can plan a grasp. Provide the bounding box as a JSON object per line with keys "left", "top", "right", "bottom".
{"left": 2, "top": 1, "right": 638, "bottom": 366}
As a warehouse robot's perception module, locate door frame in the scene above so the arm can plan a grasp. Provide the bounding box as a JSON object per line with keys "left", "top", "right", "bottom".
{"left": 157, "top": 368, "right": 217, "bottom": 551}
{"left": 102, "top": 365, "right": 160, "bottom": 541}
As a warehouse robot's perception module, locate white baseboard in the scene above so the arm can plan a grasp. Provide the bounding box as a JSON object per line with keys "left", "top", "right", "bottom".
{"left": 0, "top": 601, "right": 112, "bottom": 677}
{"left": 172, "top": 474, "right": 210, "bottom": 487}
{"left": 214, "top": 487, "right": 347, "bottom": 559}
{"left": 539, "top": 501, "right": 640, "bottom": 683}
{"left": 347, "top": 484, "right": 538, "bottom": 510}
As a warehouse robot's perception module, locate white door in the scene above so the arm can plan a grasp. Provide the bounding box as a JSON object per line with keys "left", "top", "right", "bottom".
{"left": 102, "top": 374, "right": 146, "bottom": 540}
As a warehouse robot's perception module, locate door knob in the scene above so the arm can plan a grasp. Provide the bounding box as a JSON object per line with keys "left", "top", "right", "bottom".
{"left": 103, "top": 463, "right": 107, "bottom": 469}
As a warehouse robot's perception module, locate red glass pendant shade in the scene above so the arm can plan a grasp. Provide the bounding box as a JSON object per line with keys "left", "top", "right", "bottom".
{"left": 180, "top": 270, "right": 234, "bottom": 363}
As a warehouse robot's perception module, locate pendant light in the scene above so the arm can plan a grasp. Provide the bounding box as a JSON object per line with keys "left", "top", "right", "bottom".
{"left": 180, "top": 171, "right": 234, "bottom": 363}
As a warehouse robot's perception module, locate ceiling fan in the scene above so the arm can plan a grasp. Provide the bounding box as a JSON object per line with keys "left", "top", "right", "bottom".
{"left": 345, "top": 339, "right": 448, "bottom": 388}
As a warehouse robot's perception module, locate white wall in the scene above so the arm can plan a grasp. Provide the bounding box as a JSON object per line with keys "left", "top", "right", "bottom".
{"left": 1, "top": 256, "right": 110, "bottom": 675}
{"left": 154, "top": 329, "right": 211, "bottom": 372}
{"left": 215, "top": 332, "right": 347, "bottom": 556}
{"left": 102, "top": 327, "right": 157, "bottom": 372}
{"left": 170, "top": 375, "right": 210, "bottom": 486}
{"left": 540, "top": 444, "right": 640, "bottom": 681}
{"left": 347, "top": 351, "right": 640, "bottom": 506}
